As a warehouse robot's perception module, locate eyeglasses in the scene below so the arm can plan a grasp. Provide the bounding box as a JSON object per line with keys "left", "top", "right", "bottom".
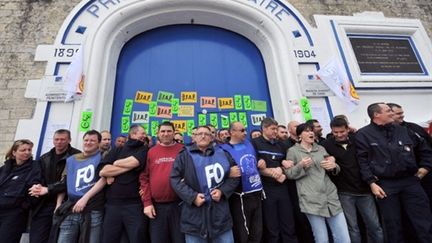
{"left": 196, "top": 132, "right": 212, "bottom": 137}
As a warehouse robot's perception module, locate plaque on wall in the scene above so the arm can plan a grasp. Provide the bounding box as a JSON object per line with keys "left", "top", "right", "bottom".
{"left": 348, "top": 35, "right": 425, "bottom": 74}
{"left": 298, "top": 74, "right": 334, "bottom": 97}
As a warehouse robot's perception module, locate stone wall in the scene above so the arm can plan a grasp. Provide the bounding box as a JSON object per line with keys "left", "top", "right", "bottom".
{"left": 0, "top": 0, "right": 80, "bottom": 159}
{"left": 0, "top": 0, "right": 431, "bottom": 159}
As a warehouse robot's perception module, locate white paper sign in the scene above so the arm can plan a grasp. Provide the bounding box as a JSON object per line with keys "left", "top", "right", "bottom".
{"left": 251, "top": 113, "right": 267, "bottom": 126}
{"left": 131, "top": 111, "right": 149, "bottom": 123}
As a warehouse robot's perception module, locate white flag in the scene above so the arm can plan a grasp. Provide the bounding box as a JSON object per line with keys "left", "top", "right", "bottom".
{"left": 64, "top": 46, "right": 84, "bottom": 102}
{"left": 317, "top": 58, "right": 360, "bottom": 112}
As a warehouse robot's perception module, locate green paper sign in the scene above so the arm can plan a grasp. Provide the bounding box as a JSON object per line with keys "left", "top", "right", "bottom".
{"left": 221, "top": 115, "right": 229, "bottom": 128}
{"left": 198, "top": 114, "right": 206, "bottom": 126}
{"left": 141, "top": 123, "right": 149, "bottom": 134}
{"left": 210, "top": 113, "right": 218, "bottom": 129}
{"left": 252, "top": 100, "right": 267, "bottom": 112}
{"left": 157, "top": 91, "right": 175, "bottom": 104}
{"left": 234, "top": 95, "right": 243, "bottom": 110}
{"left": 79, "top": 111, "right": 93, "bottom": 132}
{"left": 239, "top": 112, "right": 248, "bottom": 128}
{"left": 243, "top": 95, "right": 252, "bottom": 110}
{"left": 123, "top": 99, "right": 133, "bottom": 115}
{"left": 171, "top": 98, "right": 180, "bottom": 114}
{"left": 229, "top": 112, "right": 238, "bottom": 123}
{"left": 151, "top": 121, "right": 159, "bottom": 136}
{"left": 187, "top": 120, "right": 195, "bottom": 136}
{"left": 149, "top": 101, "right": 157, "bottom": 116}
{"left": 300, "top": 97, "right": 313, "bottom": 121}
{"left": 121, "top": 116, "right": 130, "bottom": 133}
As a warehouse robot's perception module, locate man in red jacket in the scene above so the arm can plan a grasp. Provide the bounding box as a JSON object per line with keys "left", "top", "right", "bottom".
{"left": 140, "top": 121, "right": 184, "bottom": 243}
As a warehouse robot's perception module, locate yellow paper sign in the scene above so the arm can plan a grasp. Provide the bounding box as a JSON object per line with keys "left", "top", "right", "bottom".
{"left": 218, "top": 97, "right": 234, "bottom": 109}
{"left": 172, "top": 120, "right": 187, "bottom": 133}
{"left": 156, "top": 105, "right": 173, "bottom": 119}
{"left": 178, "top": 105, "right": 195, "bottom": 117}
{"left": 181, "top": 92, "right": 197, "bottom": 103}
{"left": 135, "top": 91, "right": 153, "bottom": 104}
{"left": 200, "top": 96, "right": 217, "bottom": 108}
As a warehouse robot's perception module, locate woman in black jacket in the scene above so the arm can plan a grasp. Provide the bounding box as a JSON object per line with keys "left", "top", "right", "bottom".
{"left": 0, "top": 139, "right": 42, "bottom": 243}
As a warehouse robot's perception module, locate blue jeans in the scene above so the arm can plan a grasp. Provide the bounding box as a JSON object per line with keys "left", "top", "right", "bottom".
{"left": 185, "top": 229, "right": 234, "bottom": 243}
{"left": 305, "top": 212, "right": 350, "bottom": 243}
{"left": 58, "top": 210, "right": 103, "bottom": 243}
{"left": 339, "top": 193, "right": 384, "bottom": 243}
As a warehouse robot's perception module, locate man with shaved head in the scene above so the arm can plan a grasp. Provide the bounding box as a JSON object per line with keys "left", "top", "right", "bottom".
{"left": 221, "top": 122, "right": 264, "bottom": 243}
{"left": 288, "top": 121, "right": 300, "bottom": 145}
{"left": 356, "top": 102, "right": 432, "bottom": 242}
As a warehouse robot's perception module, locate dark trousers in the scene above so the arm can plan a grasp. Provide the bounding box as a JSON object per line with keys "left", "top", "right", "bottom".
{"left": 229, "top": 191, "right": 263, "bottom": 243}
{"left": 30, "top": 204, "right": 55, "bottom": 243}
{"left": 262, "top": 183, "right": 298, "bottom": 243}
{"left": 150, "top": 202, "right": 184, "bottom": 243}
{"left": 0, "top": 208, "right": 27, "bottom": 243}
{"left": 102, "top": 203, "right": 149, "bottom": 243}
{"left": 421, "top": 173, "right": 432, "bottom": 210}
{"left": 377, "top": 176, "right": 432, "bottom": 243}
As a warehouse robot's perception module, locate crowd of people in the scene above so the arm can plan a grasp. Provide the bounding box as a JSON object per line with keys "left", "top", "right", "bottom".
{"left": 1, "top": 102, "right": 432, "bottom": 243}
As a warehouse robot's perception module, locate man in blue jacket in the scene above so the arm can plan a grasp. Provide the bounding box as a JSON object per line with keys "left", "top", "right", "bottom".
{"left": 220, "top": 122, "right": 264, "bottom": 243}
{"left": 171, "top": 125, "right": 239, "bottom": 243}
{"left": 356, "top": 102, "right": 432, "bottom": 243}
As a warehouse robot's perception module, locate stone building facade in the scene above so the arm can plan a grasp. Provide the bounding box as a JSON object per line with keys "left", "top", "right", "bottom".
{"left": 1, "top": 0, "right": 431, "bottom": 159}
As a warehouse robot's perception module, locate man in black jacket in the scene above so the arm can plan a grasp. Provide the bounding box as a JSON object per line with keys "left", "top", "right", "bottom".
{"left": 388, "top": 102, "right": 432, "bottom": 209}
{"left": 356, "top": 102, "right": 432, "bottom": 243}
{"left": 322, "top": 118, "right": 383, "bottom": 243}
{"left": 305, "top": 119, "right": 325, "bottom": 144}
{"left": 28, "top": 129, "right": 80, "bottom": 243}
{"left": 252, "top": 118, "right": 299, "bottom": 243}
{"left": 99, "top": 124, "right": 148, "bottom": 243}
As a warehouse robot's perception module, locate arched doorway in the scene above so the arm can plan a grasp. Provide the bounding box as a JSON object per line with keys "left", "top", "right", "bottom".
{"left": 111, "top": 25, "right": 273, "bottom": 142}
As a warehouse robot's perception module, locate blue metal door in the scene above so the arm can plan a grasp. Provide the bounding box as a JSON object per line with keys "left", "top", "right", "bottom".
{"left": 111, "top": 25, "right": 273, "bottom": 142}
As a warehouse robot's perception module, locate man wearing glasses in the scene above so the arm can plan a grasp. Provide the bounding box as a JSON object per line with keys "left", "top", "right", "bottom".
{"left": 171, "top": 126, "right": 239, "bottom": 243}
{"left": 220, "top": 122, "right": 265, "bottom": 243}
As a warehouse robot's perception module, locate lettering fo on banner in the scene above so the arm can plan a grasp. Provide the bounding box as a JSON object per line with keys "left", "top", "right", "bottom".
{"left": 200, "top": 96, "right": 217, "bottom": 108}
{"left": 181, "top": 92, "right": 197, "bottom": 103}
{"left": 218, "top": 97, "right": 234, "bottom": 109}
{"left": 156, "top": 105, "right": 172, "bottom": 119}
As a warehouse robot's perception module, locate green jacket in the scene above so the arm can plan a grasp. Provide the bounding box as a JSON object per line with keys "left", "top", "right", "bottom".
{"left": 284, "top": 143, "right": 342, "bottom": 217}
